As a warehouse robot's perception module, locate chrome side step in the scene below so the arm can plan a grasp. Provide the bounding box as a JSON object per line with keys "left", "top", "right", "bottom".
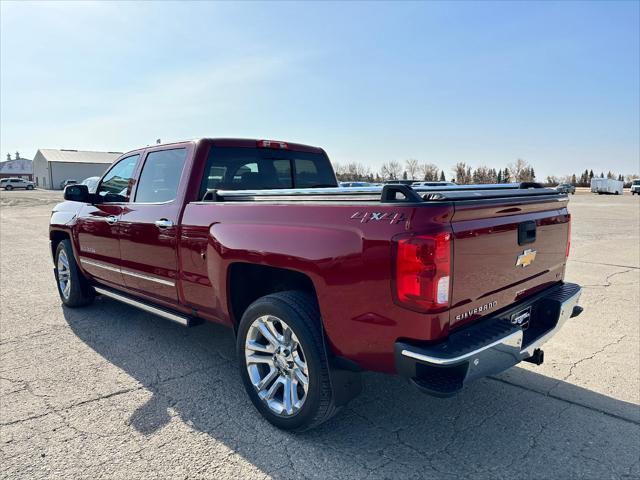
{"left": 94, "top": 287, "right": 194, "bottom": 327}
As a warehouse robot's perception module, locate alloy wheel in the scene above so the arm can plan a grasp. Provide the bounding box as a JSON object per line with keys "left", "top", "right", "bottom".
{"left": 245, "top": 315, "right": 309, "bottom": 416}
{"left": 57, "top": 249, "right": 71, "bottom": 300}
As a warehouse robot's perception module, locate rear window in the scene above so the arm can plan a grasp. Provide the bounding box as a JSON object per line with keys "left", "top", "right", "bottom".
{"left": 199, "top": 147, "right": 336, "bottom": 198}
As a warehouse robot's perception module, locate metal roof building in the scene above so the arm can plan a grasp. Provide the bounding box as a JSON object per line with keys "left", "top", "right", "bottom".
{"left": 0, "top": 157, "right": 33, "bottom": 180}
{"left": 32, "top": 149, "right": 121, "bottom": 190}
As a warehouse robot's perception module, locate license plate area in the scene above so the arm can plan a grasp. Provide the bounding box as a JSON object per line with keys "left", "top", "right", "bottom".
{"left": 510, "top": 306, "right": 532, "bottom": 330}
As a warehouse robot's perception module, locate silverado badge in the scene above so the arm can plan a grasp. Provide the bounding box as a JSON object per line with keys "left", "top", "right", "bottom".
{"left": 516, "top": 249, "right": 537, "bottom": 268}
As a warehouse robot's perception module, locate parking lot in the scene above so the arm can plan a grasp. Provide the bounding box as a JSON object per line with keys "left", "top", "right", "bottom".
{"left": 1, "top": 189, "right": 638, "bottom": 479}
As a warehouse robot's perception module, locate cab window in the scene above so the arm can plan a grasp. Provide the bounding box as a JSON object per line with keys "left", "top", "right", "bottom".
{"left": 96, "top": 155, "right": 139, "bottom": 202}
{"left": 135, "top": 149, "right": 187, "bottom": 203}
{"left": 199, "top": 147, "right": 336, "bottom": 198}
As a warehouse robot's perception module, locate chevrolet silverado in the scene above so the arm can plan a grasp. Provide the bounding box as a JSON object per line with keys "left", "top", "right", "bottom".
{"left": 50, "top": 138, "right": 583, "bottom": 431}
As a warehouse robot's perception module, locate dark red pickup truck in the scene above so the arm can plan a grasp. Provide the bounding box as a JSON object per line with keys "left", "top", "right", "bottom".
{"left": 50, "top": 138, "right": 583, "bottom": 431}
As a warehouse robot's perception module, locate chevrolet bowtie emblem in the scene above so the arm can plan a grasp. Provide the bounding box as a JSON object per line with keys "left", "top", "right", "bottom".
{"left": 516, "top": 249, "right": 537, "bottom": 267}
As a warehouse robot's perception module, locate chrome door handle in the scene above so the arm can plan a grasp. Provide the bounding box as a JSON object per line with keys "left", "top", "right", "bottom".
{"left": 155, "top": 219, "right": 173, "bottom": 229}
{"left": 105, "top": 215, "right": 118, "bottom": 225}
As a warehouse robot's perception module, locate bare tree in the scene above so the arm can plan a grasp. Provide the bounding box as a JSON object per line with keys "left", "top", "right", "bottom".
{"left": 388, "top": 160, "right": 402, "bottom": 180}
{"left": 380, "top": 160, "right": 403, "bottom": 180}
{"left": 333, "top": 162, "right": 372, "bottom": 182}
{"left": 405, "top": 159, "right": 419, "bottom": 180}
{"left": 508, "top": 158, "right": 533, "bottom": 182}
{"left": 419, "top": 163, "right": 440, "bottom": 181}
{"left": 452, "top": 162, "right": 470, "bottom": 184}
{"left": 545, "top": 175, "right": 560, "bottom": 186}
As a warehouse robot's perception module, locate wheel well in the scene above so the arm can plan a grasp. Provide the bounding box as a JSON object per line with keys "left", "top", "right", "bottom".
{"left": 50, "top": 230, "right": 70, "bottom": 259}
{"left": 228, "top": 263, "right": 318, "bottom": 327}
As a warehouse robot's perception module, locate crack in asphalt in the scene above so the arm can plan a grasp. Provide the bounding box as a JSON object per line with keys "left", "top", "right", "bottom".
{"left": 0, "top": 366, "right": 215, "bottom": 428}
{"left": 488, "top": 376, "right": 639, "bottom": 426}
{"left": 571, "top": 260, "right": 640, "bottom": 270}
{"left": 582, "top": 269, "right": 635, "bottom": 288}
{"left": 559, "top": 334, "right": 628, "bottom": 384}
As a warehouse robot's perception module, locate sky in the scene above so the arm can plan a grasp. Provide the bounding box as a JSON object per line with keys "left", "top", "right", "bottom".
{"left": 1, "top": 1, "right": 639, "bottom": 180}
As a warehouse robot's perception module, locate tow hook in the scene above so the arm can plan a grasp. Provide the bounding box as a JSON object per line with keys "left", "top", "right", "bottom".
{"left": 570, "top": 305, "right": 583, "bottom": 318}
{"left": 524, "top": 348, "right": 544, "bottom": 366}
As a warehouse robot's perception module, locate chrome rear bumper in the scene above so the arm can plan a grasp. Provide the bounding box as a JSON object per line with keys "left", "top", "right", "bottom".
{"left": 395, "top": 283, "right": 582, "bottom": 396}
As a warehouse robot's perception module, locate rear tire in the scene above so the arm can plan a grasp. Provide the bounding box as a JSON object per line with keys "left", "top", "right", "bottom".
{"left": 5, "top": 185, "right": 12, "bottom": 191}
{"left": 237, "top": 291, "right": 337, "bottom": 431}
{"left": 54, "top": 240, "right": 94, "bottom": 307}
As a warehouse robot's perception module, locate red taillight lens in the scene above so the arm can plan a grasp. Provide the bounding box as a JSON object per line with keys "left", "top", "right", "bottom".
{"left": 565, "top": 214, "right": 571, "bottom": 258}
{"left": 393, "top": 232, "right": 451, "bottom": 312}
{"left": 257, "top": 140, "right": 288, "bottom": 149}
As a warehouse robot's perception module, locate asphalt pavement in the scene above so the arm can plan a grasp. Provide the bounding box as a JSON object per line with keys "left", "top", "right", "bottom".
{"left": 1, "top": 189, "right": 638, "bottom": 479}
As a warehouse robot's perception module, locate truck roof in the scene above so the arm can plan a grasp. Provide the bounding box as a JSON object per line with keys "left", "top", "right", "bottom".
{"left": 121, "top": 138, "right": 325, "bottom": 156}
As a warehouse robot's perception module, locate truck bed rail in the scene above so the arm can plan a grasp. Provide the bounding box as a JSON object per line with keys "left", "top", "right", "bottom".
{"left": 203, "top": 183, "right": 564, "bottom": 203}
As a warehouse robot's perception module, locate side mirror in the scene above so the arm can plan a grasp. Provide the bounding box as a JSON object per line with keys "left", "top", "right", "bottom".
{"left": 64, "top": 184, "right": 90, "bottom": 202}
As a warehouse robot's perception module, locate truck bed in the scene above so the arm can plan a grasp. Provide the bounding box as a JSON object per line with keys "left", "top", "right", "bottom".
{"left": 181, "top": 182, "right": 570, "bottom": 372}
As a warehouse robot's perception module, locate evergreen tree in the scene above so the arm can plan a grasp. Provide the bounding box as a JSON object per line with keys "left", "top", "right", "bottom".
{"left": 439, "top": 170, "right": 445, "bottom": 181}
{"left": 497, "top": 169, "right": 503, "bottom": 183}
{"left": 402, "top": 171, "right": 408, "bottom": 180}
{"left": 571, "top": 174, "right": 577, "bottom": 185}
{"left": 503, "top": 167, "right": 511, "bottom": 182}
{"left": 589, "top": 170, "right": 594, "bottom": 180}
{"left": 530, "top": 168, "right": 535, "bottom": 181}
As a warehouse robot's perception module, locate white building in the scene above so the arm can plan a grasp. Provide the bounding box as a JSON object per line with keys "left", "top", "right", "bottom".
{"left": 0, "top": 154, "right": 33, "bottom": 181}
{"left": 32, "top": 149, "right": 122, "bottom": 190}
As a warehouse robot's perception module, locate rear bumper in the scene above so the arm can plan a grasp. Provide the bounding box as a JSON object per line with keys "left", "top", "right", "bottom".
{"left": 395, "top": 282, "right": 582, "bottom": 397}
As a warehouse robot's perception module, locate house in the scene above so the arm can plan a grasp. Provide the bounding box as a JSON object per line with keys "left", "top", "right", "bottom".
{"left": 32, "top": 149, "right": 122, "bottom": 190}
{"left": 0, "top": 153, "right": 33, "bottom": 180}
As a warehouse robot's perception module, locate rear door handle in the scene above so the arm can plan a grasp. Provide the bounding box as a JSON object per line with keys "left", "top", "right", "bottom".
{"left": 155, "top": 218, "right": 173, "bottom": 229}
{"left": 105, "top": 215, "right": 118, "bottom": 225}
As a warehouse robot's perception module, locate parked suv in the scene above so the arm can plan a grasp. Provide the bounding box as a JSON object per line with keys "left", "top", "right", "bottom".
{"left": 556, "top": 183, "right": 576, "bottom": 194}
{"left": 60, "top": 179, "right": 78, "bottom": 190}
{"left": 1, "top": 177, "right": 34, "bottom": 190}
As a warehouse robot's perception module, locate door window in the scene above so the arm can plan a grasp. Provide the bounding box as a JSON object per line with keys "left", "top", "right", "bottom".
{"left": 96, "top": 155, "right": 139, "bottom": 202}
{"left": 135, "top": 148, "right": 187, "bottom": 203}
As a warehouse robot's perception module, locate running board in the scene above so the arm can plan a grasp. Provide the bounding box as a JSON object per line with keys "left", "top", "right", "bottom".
{"left": 94, "top": 287, "right": 197, "bottom": 327}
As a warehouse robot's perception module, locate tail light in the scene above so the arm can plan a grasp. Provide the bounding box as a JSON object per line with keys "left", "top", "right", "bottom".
{"left": 393, "top": 232, "right": 451, "bottom": 312}
{"left": 257, "top": 140, "right": 288, "bottom": 149}
{"left": 565, "top": 214, "right": 571, "bottom": 258}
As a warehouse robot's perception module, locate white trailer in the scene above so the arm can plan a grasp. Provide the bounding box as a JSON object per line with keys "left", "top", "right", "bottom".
{"left": 591, "top": 177, "right": 624, "bottom": 195}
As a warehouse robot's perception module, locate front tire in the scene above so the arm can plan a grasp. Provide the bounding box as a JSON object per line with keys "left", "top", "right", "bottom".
{"left": 55, "top": 240, "right": 94, "bottom": 307}
{"left": 27, "top": 185, "right": 34, "bottom": 190}
{"left": 237, "top": 291, "right": 337, "bottom": 431}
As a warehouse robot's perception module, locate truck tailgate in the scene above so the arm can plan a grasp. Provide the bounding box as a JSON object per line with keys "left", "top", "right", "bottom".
{"left": 449, "top": 197, "right": 570, "bottom": 330}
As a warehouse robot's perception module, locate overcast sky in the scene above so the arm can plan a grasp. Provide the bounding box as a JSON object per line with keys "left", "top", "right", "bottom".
{"left": 1, "top": 1, "right": 638, "bottom": 180}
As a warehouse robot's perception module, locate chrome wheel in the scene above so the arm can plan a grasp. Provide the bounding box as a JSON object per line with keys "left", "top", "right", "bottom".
{"left": 57, "top": 249, "right": 71, "bottom": 300}
{"left": 245, "top": 315, "right": 309, "bottom": 417}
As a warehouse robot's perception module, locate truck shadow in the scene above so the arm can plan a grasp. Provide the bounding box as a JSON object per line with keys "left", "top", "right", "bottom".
{"left": 62, "top": 298, "right": 639, "bottom": 479}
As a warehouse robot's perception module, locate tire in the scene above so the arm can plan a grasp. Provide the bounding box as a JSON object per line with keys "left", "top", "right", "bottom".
{"left": 237, "top": 291, "right": 337, "bottom": 431}
{"left": 5, "top": 185, "right": 13, "bottom": 191}
{"left": 54, "top": 239, "right": 94, "bottom": 307}
{"left": 27, "top": 185, "right": 34, "bottom": 190}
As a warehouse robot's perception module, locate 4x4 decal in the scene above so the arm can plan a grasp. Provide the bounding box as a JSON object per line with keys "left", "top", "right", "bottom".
{"left": 350, "top": 211, "right": 406, "bottom": 224}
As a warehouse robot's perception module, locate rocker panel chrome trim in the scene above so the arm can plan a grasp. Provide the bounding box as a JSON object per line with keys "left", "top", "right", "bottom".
{"left": 94, "top": 287, "right": 189, "bottom": 326}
